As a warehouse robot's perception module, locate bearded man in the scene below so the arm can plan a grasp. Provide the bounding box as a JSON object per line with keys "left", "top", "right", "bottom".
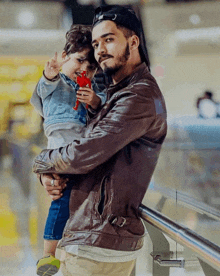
{"left": 33, "top": 5, "right": 167, "bottom": 276}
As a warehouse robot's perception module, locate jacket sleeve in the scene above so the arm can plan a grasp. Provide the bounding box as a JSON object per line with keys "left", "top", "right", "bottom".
{"left": 33, "top": 86, "right": 163, "bottom": 175}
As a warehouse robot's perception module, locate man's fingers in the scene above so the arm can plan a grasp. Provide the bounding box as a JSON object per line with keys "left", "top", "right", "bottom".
{"left": 46, "top": 185, "right": 64, "bottom": 191}
{"left": 41, "top": 174, "right": 66, "bottom": 190}
{"left": 47, "top": 187, "right": 63, "bottom": 194}
{"left": 40, "top": 174, "right": 67, "bottom": 199}
{"left": 50, "top": 194, "right": 63, "bottom": 201}
{"left": 46, "top": 181, "right": 67, "bottom": 191}
{"left": 52, "top": 173, "right": 61, "bottom": 180}
{"left": 48, "top": 178, "right": 66, "bottom": 187}
{"left": 46, "top": 186, "right": 66, "bottom": 199}
{"left": 50, "top": 178, "right": 64, "bottom": 186}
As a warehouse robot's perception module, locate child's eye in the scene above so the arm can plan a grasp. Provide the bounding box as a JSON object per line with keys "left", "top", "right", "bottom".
{"left": 77, "top": 59, "right": 84, "bottom": 64}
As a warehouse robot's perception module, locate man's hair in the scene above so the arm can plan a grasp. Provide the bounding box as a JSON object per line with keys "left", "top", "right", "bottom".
{"left": 64, "top": 25, "right": 98, "bottom": 66}
{"left": 115, "top": 24, "right": 135, "bottom": 39}
{"left": 205, "top": 91, "right": 213, "bottom": 99}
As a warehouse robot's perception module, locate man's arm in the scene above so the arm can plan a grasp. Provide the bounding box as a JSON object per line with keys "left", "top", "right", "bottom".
{"left": 33, "top": 87, "right": 165, "bottom": 175}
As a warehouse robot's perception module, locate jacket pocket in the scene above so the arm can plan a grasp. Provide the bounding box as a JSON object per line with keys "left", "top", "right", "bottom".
{"left": 97, "top": 176, "right": 108, "bottom": 216}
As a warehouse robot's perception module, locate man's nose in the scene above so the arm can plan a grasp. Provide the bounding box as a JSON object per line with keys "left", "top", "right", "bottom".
{"left": 96, "top": 42, "right": 106, "bottom": 56}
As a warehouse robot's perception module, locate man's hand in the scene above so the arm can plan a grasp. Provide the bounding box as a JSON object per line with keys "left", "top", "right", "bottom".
{"left": 77, "top": 87, "right": 101, "bottom": 110}
{"left": 44, "top": 52, "right": 70, "bottom": 80}
{"left": 37, "top": 173, "right": 67, "bottom": 200}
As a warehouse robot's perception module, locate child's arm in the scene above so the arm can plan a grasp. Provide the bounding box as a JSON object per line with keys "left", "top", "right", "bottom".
{"left": 44, "top": 52, "right": 68, "bottom": 81}
{"left": 37, "top": 52, "right": 70, "bottom": 101}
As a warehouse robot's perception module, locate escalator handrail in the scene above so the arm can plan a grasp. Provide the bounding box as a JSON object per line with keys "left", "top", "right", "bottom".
{"left": 139, "top": 204, "right": 220, "bottom": 272}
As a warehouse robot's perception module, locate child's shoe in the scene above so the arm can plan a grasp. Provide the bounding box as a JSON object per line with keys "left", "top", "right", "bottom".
{"left": 36, "top": 255, "right": 60, "bottom": 276}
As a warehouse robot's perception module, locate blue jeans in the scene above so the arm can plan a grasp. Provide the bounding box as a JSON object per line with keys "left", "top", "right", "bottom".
{"left": 44, "top": 183, "right": 72, "bottom": 240}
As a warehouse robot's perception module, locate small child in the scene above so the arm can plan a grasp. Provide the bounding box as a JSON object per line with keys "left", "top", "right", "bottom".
{"left": 30, "top": 25, "right": 106, "bottom": 276}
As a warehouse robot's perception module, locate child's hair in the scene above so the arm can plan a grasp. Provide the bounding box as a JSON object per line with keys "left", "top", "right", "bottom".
{"left": 64, "top": 25, "right": 98, "bottom": 67}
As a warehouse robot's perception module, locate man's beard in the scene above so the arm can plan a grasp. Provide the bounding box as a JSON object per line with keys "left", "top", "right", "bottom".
{"left": 103, "top": 43, "right": 130, "bottom": 77}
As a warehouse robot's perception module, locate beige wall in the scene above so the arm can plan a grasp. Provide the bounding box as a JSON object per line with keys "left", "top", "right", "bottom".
{"left": 140, "top": 1, "right": 220, "bottom": 117}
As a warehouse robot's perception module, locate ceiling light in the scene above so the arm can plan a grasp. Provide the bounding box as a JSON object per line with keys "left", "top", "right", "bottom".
{"left": 189, "top": 14, "right": 201, "bottom": 25}
{"left": 18, "top": 11, "right": 35, "bottom": 28}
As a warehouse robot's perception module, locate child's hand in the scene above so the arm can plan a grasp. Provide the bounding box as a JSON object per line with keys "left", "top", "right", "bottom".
{"left": 77, "top": 87, "right": 101, "bottom": 110}
{"left": 44, "top": 52, "right": 70, "bottom": 80}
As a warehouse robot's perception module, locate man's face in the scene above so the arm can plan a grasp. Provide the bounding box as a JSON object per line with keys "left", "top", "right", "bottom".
{"left": 62, "top": 48, "right": 97, "bottom": 82}
{"left": 92, "top": 20, "right": 130, "bottom": 77}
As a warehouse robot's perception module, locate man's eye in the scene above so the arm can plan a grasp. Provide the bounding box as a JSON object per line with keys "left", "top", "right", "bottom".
{"left": 88, "top": 65, "right": 96, "bottom": 71}
{"left": 106, "top": 38, "right": 113, "bottom": 42}
{"left": 77, "top": 59, "right": 84, "bottom": 63}
{"left": 93, "top": 44, "right": 98, "bottom": 49}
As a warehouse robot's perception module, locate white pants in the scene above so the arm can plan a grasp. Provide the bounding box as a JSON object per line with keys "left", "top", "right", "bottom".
{"left": 61, "top": 252, "right": 136, "bottom": 276}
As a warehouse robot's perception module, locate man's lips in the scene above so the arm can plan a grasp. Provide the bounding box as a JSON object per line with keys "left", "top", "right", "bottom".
{"left": 99, "top": 55, "right": 113, "bottom": 64}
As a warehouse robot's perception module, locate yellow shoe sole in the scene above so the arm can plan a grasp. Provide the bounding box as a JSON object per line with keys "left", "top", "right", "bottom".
{"left": 37, "top": 263, "right": 59, "bottom": 276}
{"left": 36, "top": 255, "right": 60, "bottom": 276}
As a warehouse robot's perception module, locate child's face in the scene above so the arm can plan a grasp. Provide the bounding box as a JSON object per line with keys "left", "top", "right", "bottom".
{"left": 62, "top": 48, "right": 97, "bottom": 82}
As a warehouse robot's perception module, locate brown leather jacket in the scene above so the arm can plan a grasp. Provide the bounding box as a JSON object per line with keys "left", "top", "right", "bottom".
{"left": 33, "top": 63, "right": 167, "bottom": 251}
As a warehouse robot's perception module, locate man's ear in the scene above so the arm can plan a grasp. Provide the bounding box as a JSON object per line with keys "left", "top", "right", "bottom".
{"left": 130, "top": 35, "right": 140, "bottom": 50}
{"left": 61, "top": 50, "right": 67, "bottom": 60}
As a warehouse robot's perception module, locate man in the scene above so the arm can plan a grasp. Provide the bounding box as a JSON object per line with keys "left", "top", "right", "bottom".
{"left": 33, "top": 5, "right": 167, "bottom": 276}
{"left": 196, "top": 90, "right": 218, "bottom": 119}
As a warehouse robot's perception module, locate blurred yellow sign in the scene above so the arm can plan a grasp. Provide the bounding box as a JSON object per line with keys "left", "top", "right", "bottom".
{"left": 0, "top": 56, "right": 47, "bottom": 139}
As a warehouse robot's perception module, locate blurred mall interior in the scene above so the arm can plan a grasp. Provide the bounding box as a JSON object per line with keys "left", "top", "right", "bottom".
{"left": 0, "top": 0, "right": 220, "bottom": 275}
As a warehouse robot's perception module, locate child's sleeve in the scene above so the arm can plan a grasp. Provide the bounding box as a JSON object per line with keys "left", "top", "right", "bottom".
{"left": 30, "top": 81, "right": 44, "bottom": 117}
{"left": 92, "top": 81, "right": 107, "bottom": 105}
{"left": 30, "top": 74, "right": 61, "bottom": 117}
{"left": 36, "top": 74, "right": 61, "bottom": 101}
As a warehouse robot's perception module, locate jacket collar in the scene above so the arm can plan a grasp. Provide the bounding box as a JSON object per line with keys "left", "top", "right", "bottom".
{"left": 107, "top": 63, "right": 149, "bottom": 98}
